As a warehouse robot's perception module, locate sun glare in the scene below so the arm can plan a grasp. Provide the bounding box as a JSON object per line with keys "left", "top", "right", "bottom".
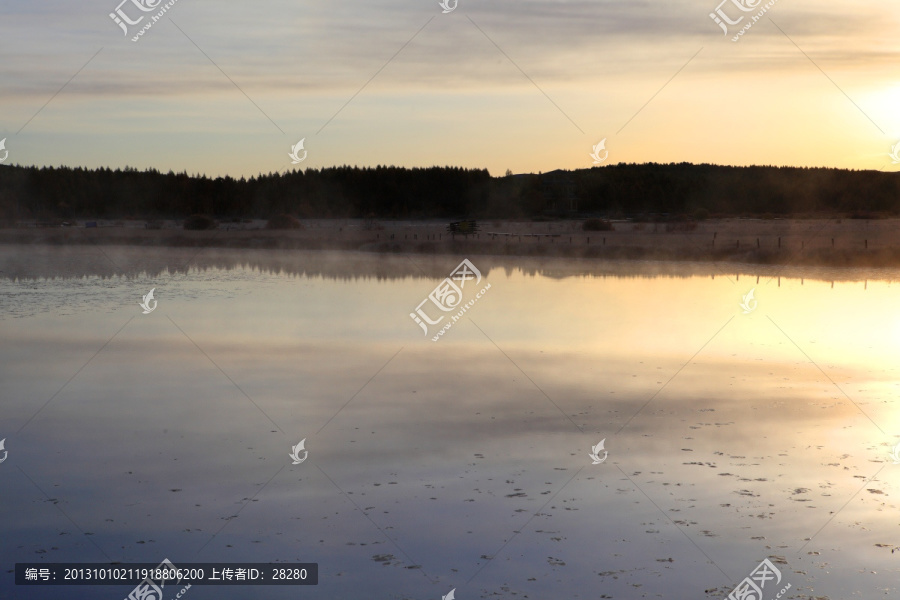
{"left": 863, "top": 85, "right": 900, "bottom": 138}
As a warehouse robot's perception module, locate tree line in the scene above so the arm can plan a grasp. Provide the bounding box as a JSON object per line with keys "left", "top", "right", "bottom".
{"left": 0, "top": 162, "right": 897, "bottom": 221}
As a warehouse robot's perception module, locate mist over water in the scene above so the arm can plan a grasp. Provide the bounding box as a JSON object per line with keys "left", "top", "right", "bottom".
{"left": 1, "top": 246, "right": 898, "bottom": 600}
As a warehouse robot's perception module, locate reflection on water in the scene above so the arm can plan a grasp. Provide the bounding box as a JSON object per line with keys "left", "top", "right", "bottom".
{"left": 4, "top": 244, "right": 900, "bottom": 283}
{"left": 1, "top": 245, "right": 898, "bottom": 600}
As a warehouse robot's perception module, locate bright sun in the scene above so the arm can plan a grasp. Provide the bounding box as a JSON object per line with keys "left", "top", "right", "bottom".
{"left": 863, "top": 85, "right": 900, "bottom": 138}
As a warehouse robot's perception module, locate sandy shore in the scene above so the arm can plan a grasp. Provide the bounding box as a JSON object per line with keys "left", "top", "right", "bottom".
{"left": 3, "top": 218, "right": 900, "bottom": 268}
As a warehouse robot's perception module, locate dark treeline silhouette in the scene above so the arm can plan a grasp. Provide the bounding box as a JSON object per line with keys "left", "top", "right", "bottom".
{"left": 0, "top": 165, "right": 490, "bottom": 220}
{"left": 1, "top": 162, "right": 898, "bottom": 221}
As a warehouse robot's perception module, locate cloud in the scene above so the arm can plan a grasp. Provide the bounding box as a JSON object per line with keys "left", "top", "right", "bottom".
{"left": 1, "top": 0, "right": 898, "bottom": 174}
{"left": 2, "top": 0, "right": 896, "bottom": 105}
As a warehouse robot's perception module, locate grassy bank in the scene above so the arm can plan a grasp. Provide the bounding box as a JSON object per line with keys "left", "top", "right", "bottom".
{"left": 2, "top": 218, "right": 899, "bottom": 268}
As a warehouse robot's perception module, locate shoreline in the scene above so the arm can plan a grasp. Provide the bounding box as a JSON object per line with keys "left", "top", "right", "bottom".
{"left": 2, "top": 217, "right": 900, "bottom": 269}
{"left": 4, "top": 244, "right": 900, "bottom": 286}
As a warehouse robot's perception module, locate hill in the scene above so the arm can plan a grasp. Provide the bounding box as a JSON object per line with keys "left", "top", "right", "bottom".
{"left": 0, "top": 163, "right": 898, "bottom": 222}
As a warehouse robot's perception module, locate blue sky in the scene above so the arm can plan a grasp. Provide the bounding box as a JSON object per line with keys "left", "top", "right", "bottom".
{"left": 1, "top": 0, "right": 899, "bottom": 177}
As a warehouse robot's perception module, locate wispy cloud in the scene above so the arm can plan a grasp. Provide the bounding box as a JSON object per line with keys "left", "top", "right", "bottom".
{"left": 1, "top": 0, "right": 898, "bottom": 175}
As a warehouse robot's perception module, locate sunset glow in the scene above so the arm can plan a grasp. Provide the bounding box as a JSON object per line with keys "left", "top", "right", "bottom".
{"left": 1, "top": 1, "right": 899, "bottom": 177}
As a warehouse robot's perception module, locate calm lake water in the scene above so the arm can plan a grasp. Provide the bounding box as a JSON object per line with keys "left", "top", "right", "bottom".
{"left": 1, "top": 246, "right": 899, "bottom": 600}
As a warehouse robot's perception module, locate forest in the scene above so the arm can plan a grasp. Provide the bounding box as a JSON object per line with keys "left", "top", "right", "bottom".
{"left": 0, "top": 162, "right": 897, "bottom": 222}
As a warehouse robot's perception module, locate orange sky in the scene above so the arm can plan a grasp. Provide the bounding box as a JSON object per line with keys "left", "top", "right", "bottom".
{"left": 1, "top": 0, "right": 899, "bottom": 177}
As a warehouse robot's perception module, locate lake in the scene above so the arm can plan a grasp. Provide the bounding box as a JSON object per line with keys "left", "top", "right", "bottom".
{"left": 1, "top": 245, "right": 898, "bottom": 600}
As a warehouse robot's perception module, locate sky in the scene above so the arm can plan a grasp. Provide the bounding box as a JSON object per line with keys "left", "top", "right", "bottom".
{"left": 1, "top": 0, "right": 899, "bottom": 178}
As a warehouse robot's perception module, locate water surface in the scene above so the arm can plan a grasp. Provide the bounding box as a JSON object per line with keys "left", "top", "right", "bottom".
{"left": 1, "top": 246, "right": 899, "bottom": 600}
